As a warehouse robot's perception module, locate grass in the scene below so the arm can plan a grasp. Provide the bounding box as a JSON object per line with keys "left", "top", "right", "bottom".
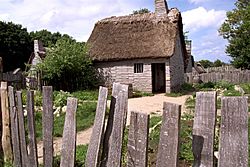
{"left": 52, "top": 144, "right": 88, "bottom": 167}
{"left": 21, "top": 90, "right": 98, "bottom": 141}
{"left": 132, "top": 91, "right": 154, "bottom": 98}
{"left": 33, "top": 102, "right": 96, "bottom": 140}
{"left": 165, "top": 92, "right": 183, "bottom": 97}
{"left": 165, "top": 83, "right": 195, "bottom": 97}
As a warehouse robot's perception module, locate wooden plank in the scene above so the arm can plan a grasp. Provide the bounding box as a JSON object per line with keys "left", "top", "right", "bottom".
{"left": 192, "top": 91, "right": 217, "bottom": 167}
{"left": 127, "top": 112, "right": 149, "bottom": 167}
{"left": 1, "top": 82, "right": 13, "bottom": 162}
{"left": 8, "top": 86, "right": 22, "bottom": 167}
{"left": 60, "top": 97, "right": 78, "bottom": 167}
{"left": 101, "top": 83, "right": 128, "bottom": 167}
{"left": 85, "top": 86, "right": 108, "bottom": 167}
{"left": 27, "top": 90, "right": 38, "bottom": 167}
{"left": 42, "top": 86, "right": 54, "bottom": 167}
{"left": 218, "top": 96, "right": 248, "bottom": 167}
{"left": 16, "top": 91, "right": 29, "bottom": 167}
{"left": 156, "top": 102, "right": 181, "bottom": 167}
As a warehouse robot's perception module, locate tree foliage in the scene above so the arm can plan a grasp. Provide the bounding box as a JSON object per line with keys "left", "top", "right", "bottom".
{"left": 37, "top": 39, "right": 97, "bottom": 91}
{"left": 30, "top": 29, "right": 75, "bottom": 47}
{"left": 198, "top": 60, "right": 214, "bottom": 68}
{"left": 133, "top": 8, "right": 150, "bottom": 14}
{"left": 219, "top": 0, "right": 250, "bottom": 69}
{"left": 213, "top": 59, "right": 225, "bottom": 67}
{"left": 198, "top": 59, "right": 226, "bottom": 68}
{"left": 0, "top": 21, "right": 32, "bottom": 72}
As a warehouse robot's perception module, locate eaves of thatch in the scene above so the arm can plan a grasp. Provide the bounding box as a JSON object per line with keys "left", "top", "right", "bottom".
{"left": 87, "top": 8, "right": 188, "bottom": 64}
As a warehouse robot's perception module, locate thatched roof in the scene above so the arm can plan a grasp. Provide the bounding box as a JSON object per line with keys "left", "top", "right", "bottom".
{"left": 88, "top": 8, "right": 187, "bottom": 63}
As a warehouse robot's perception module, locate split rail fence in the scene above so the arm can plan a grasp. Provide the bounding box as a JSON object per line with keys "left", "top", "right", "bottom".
{"left": 0, "top": 82, "right": 249, "bottom": 167}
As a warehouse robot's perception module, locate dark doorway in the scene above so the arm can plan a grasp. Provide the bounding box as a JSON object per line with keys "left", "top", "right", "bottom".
{"left": 152, "top": 63, "right": 166, "bottom": 93}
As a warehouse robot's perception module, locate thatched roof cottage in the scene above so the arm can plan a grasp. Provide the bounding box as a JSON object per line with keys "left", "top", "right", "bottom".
{"left": 88, "top": 0, "right": 188, "bottom": 93}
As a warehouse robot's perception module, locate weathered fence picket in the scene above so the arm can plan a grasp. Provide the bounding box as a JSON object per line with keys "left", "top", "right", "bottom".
{"left": 26, "top": 90, "right": 38, "bottom": 167}
{"left": 192, "top": 91, "right": 217, "bottom": 167}
{"left": 16, "top": 91, "right": 29, "bottom": 167}
{"left": 42, "top": 86, "right": 54, "bottom": 167}
{"left": 8, "top": 86, "right": 22, "bottom": 167}
{"left": 105, "top": 83, "right": 128, "bottom": 167}
{"left": 127, "top": 111, "right": 149, "bottom": 167}
{"left": 1, "top": 82, "right": 12, "bottom": 162}
{"left": 218, "top": 96, "right": 248, "bottom": 167}
{"left": 85, "top": 86, "right": 108, "bottom": 167}
{"left": 60, "top": 97, "right": 78, "bottom": 167}
{"left": 156, "top": 102, "right": 181, "bottom": 167}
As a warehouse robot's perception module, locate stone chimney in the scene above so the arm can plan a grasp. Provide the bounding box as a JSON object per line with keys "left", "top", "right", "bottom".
{"left": 155, "top": 0, "right": 168, "bottom": 15}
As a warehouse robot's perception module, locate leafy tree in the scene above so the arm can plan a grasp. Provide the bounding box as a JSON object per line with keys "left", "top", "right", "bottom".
{"left": 219, "top": 0, "right": 250, "bottom": 69}
{"left": 37, "top": 39, "right": 97, "bottom": 91}
{"left": 133, "top": 8, "right": 150, "bottom": 14}
{"left": 30, "top": 29, "right": 75, "bottom": 47}
{"left": 0, "top": 21, "right": 32, "bottom": 72}
{"left": 213, "top": 59, "right": 225, "bottom": 67}
{"left": 198, "top": 60, "right": 214, "bottom": 68}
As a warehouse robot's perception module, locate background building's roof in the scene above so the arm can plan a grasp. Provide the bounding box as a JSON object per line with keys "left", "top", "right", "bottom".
{"left": 88, "top": 8, "right": 187, "bottom": 63}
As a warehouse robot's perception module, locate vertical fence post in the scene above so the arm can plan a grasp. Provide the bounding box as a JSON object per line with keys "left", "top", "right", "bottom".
{"left": 101, "top": 83, "right": 128, "bottom": 167}
{"left": 27, "top": 90, "right": 38, "bottom": 167}
{"left": 42, "top": 86, "right": 54, "bottom": 167}
{"left": 192, "top": 91, "right": 217, "bottom": 167}
{"left": 60, "top": 97, "right": 78, "bottom": 167}
{"left": 127, "top": 111, "right": 149, "bottom": 167}
{"left": 1, "top": 82, "right": 13, "bottom": 162}
{"left": 156, "top": 102, "right": 181, "bottom": 167}
{"left": 85, "top": 86, "right": 108, "bottom": 167}
{"left": 218, "top": 96, "right": 248, "bottom": 167}
{"left": 16, "top": 91, "right": 29, "bottom": 167}
{"left": 8, "top": 86, "right": 22, "bottom": 167}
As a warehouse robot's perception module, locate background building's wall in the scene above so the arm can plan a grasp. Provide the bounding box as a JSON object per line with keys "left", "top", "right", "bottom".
{"left": 169, "top": 33, "right": 185, "bottom": 92}
{"left": 95, "top": 58, "right": 169, "bottom": 92}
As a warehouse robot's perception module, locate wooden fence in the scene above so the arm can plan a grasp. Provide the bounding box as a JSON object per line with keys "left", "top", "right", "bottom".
{"left": 0, "top": 82, "right": 249, "bottom": 167}
{"left": 185, "top": 71, "right": 250, "bottom": 84}
{"left": 186, "top": 65, "right": 250, "bottom": 84}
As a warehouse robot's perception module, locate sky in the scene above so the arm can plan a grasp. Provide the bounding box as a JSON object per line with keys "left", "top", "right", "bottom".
{"left": 0, "top": 0, "right": 236, "bottom": 62}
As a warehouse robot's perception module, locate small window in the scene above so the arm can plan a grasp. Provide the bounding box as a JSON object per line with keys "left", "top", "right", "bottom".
{"left": 134, "top": 63, "right": 143, "bottom": 73}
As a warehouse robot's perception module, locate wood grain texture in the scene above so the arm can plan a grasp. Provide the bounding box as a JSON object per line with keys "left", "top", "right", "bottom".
{"left": 85, "top": 86, "right": 108, "bottom": 167}
{"left": 192, "top": 91, "right": 217, "bottom": 167}
{"left": 1, "top": 82, "right": 13, "bottom": 162}
{"left": 101, "top": 83, "right": 128, "bottom": 167}
{"left": 8, "top": 86, "right": 22, "bottom": 167}
{"left": 218, "top": 96, "right": 248, "bottom": 167}
{"left": 27, "top": 90, "right": 38, "bottom": 167}
{"left": 42, "top": 86, "right": 54, "bottom": 167}
{"left": 156, "top": 102, "right": 181, "bottom": 167}
{"left": 60, "top": 97, "right": 78, "bottom": 167}
{"left": 127, "top": 112, "right": 149, "bottom": 167}
{"left": 16, "top": 91, "right": 29, "bottom": 167}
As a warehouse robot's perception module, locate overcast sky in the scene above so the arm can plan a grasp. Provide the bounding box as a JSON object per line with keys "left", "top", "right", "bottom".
{"left": 0, "top": 0, "right": 236, "bottom": 62}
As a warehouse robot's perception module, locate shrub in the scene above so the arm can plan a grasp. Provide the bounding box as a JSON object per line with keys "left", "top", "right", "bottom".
{"left": 37, "top": 39, "right": 98, "bottom": 92}
{"left": 194, "top": 82, "right": 215, "bottom": 90}
{"left": 215, "top": 81, "right": 234, "bottom": 90}
{"left": 223, "top": 89, "right": 242, "bottom": 96}
{"left": 240, "top": 83, "right": 250, "bottom": 94}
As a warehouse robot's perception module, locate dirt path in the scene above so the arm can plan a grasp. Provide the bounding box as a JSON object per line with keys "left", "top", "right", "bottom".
{"left": 37, "top": 94, "right": 190, "bottom": 163}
